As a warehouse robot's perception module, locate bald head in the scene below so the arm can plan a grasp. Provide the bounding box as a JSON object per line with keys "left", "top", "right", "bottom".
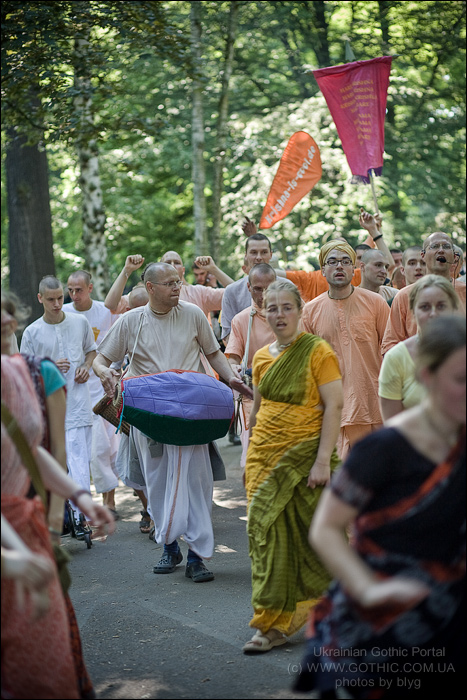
{"left": 39, "top": 275, "right": 62, "bottom": 296}
{"left": 360, "top": 249, "right": 386, "bottom": 266}
{"left": 248, "top": 263, "right": 276, "bottom": 284}
{"left": 142, "top": 262, "right": 175, "bottom": 284}
{"left": 421, "top": 231, "right": 455, "bottom": 278}
{"left": 128, "top": 286, "right": 149, "bottom": 309}
{"left": 161, "top": 251, "right": 182, "bottom": 265}
{"left": 68, "top": 270, "right": 92, "bottom": 286}
{"left": 360, "top": 249, "right": 389, "bottom": 292}
{"left": 422, "top": 231, "right": 453, "bottom": 251}
{"left": 160, "top": 251, "right": 185, "bottom": 280}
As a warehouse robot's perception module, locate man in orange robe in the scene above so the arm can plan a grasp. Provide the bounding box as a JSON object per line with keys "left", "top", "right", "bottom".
{"left": 381, "top": 232, "right": 466, "bottom": 355}
{"left": 302, "top": 241, "right": 389, "bottom": 460}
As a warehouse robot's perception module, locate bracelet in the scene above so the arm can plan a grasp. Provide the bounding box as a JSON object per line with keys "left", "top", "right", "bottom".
{"left": 48, "top": 527, "right": 62, "bottom": 537}
{"left": 124, "top": 271, "right": 130, "bottom": 278}
{"left": 70, "top": 489, "right": 91, "bottom": 505}
{"left": 373, "top": 234, "right": 383, "bottom": 242}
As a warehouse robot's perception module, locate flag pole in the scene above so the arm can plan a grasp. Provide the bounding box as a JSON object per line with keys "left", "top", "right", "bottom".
{"left": 369, "top": 169, "right": 380, "bottom": 216}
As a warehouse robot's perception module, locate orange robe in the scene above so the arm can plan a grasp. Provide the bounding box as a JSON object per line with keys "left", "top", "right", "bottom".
{"left": 286, "top": 268, "right": 362, "bottom": 303}
{"left": 301, "top": 288, "right": 389, "bottom": 459}
{"left": 381, "top": 278, "right": 466, "bottom": 355}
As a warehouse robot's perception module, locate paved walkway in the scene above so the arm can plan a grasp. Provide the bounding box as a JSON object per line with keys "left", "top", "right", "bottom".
{"left": 65, "top": 436, "right": 323, "bottom": 699}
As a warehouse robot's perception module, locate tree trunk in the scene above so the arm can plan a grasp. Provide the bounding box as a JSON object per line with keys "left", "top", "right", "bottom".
{"left": 190, "top": 1, "right": 208, "bottom": 256}
{"left": 6, "top": 131, "right": 55, "bottom": 323}
{"left": 378, "top": 1, "right": 395, "bottom": 126}
{"left": 211, "top": 1, "right": 239, "bottom": 263}
{"left": 73, "top": 28, "right": 108, "bottom": 299}
{"left": 312, "top": 0, "right": 332, "bottom": 68}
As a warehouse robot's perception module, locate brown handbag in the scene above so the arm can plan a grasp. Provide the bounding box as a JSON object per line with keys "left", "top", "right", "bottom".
{"left": 92, "top": 393, "right": 130, "bottom": 436}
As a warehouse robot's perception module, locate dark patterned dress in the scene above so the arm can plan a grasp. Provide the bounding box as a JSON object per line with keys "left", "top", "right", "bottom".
{"left": 294, "top": 428, "right": 465, "bottom": 698}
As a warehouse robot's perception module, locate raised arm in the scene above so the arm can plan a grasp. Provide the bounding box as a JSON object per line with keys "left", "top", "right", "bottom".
{"left": 359, "top": 209, "right": 395, "bottom": 272}
{"left": 104, "top": 255, "right": 145, "bottom": 311}
{"left": 194, "top": 256, "right": 234, "bottom": 288}
{"left": 241, "top": 216, "right": 257, "bottom": 237}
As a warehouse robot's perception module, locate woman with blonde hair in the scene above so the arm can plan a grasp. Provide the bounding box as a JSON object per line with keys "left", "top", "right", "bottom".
{"left": 243, "top": 280, "right": 343, "bottom": 653}
{"left": 379, "top": 274, "right": 459, "bottom": 421}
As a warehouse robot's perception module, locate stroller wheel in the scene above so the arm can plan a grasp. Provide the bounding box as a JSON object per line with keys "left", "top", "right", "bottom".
{"left": 77, "top": 513, "right": 93, "bottom": 548}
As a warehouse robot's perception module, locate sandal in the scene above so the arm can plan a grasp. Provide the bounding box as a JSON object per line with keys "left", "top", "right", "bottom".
{"left": 148, "top": 525, "right": 156, "bottom": 542}
{"left": 242, "top": 629, "right": 287, "bottom": 654}
{"left": 139, "top": 510, "right": 152, "bottom": 533}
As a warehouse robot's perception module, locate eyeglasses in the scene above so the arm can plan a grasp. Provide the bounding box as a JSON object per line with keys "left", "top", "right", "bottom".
{"left": 153, "top": 280, "right": 182, "bottom": 289}
{"left": 425, "top": 243, "right": 453, "bottom": 251}
{"left": 325, "top": 258, "right": 354, "bottom": 267}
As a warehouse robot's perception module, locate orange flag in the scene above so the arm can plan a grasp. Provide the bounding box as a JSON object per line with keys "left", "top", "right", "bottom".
{"left": 259, "top": 131, "right": 322, "bottom": 229}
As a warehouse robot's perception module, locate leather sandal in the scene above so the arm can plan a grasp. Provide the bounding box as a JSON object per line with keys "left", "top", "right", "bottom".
{"left": 139, "top": 510, "right": 152, "bottom": 533}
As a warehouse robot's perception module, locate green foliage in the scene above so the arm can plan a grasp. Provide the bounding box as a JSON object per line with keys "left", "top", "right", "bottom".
{"left": 2, "top": 0, "right": 465, "bottom": 286}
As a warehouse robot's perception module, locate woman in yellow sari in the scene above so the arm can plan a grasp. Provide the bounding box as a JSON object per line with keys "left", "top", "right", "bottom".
{"left": 243, "top": 280, "right": 343, "bottom": 653}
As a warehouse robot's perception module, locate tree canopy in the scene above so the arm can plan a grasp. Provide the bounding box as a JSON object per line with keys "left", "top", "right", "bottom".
{"left": 2, "top": 0, "right": 465, "bottom": 293}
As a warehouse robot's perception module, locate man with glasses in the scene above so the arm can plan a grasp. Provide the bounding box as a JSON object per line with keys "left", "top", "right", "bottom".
{"left": 93, "top": 262, "right": 252, "bottom": 583}
{"left": 301, "top": 241, "right": 390, "bottom": 460}
{"left": 381, "top": 232, "right": 466, "bottom": 354}
{"left": 160, "top": 250, "right": 233, "bottom": 324}
{"left": 104, "top": 252, "right": 233, "bottom": 324}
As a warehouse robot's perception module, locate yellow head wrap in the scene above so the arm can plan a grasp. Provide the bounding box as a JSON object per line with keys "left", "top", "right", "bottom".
{"left": 319, "top": 240, "right": 356, "bottom": 268}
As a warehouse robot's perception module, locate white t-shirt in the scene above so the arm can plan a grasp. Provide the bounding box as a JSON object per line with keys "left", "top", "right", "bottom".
{"left": 63, "top": 300, "right": 120, "bottom": 404}
{"left": 20, "top": 313, "right": 97, "bottom": 429}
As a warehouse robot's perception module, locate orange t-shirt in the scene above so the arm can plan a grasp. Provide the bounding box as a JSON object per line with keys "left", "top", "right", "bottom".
{"left": 225, "top": 305, "right": 275, "bottom": 367}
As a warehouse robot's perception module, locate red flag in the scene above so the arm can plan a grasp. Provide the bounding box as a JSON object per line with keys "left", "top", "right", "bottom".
{"left": 313, "top": 56, "right": 393, "bottom": 182}
{"left": 259, "top": 132, "right": 322, "bottom": 229}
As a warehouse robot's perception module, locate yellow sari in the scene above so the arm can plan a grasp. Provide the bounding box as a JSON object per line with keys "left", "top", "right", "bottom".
{"left": 245, "top": 333, "right": 341, "bottom": 636}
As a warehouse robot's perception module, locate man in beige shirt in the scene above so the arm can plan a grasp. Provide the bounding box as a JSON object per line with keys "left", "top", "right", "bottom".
{"left": 93, "top": 263, "right": 252, "bottom": 584}
{"left": 160, "top": 250, "right": 233, "bottom": 319}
